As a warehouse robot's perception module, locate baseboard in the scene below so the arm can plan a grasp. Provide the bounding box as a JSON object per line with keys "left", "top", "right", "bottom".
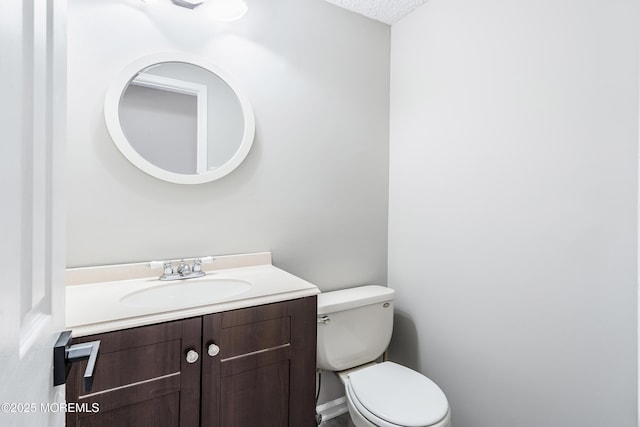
{"left": 317, "top": 396, "right": 348, "bottom": 423}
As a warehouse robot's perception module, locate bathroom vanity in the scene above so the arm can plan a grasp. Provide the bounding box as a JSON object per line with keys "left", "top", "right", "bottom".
{"left": 64, "top": 253, "right": 319, "bottom": 427}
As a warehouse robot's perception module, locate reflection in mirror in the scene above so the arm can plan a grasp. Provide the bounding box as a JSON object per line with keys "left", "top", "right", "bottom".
{"left": 104, "top": 54, "right": 255, "bottom": 184}
{"left": 122, "top": 76, "right": 200, "bottom": 174}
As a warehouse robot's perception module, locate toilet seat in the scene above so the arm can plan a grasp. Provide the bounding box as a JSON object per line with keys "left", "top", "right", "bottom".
{"left": 346, "top": 362, "right": 449, "bottom": 427}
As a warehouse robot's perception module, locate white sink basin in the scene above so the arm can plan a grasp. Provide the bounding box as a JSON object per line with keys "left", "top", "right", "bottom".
{"left": 121, "top": 278, "right": 252, "bottom": 308}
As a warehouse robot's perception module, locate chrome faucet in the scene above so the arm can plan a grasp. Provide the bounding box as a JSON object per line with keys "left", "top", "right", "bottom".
{"left": 147, "top": 256, "right": 214, "bottom": 281}
{"left": 176, "top": 260, "right": 192, "bottom": 276}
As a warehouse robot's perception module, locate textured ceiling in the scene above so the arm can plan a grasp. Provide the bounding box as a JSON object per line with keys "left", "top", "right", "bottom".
{"left": 322, "top": 0, "right": 428, "bottom": 25}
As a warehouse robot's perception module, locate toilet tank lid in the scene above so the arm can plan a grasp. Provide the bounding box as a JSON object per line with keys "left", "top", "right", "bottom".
{"left": 317, "top": 285, "right": 395, "bottom": 315}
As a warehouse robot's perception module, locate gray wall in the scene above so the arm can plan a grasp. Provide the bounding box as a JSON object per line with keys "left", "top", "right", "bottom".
{"left": 67, "top": 0, "right": 390, "bottom": 293}
{"left": 388, "top": 1, "right": 638, "bottom": 426}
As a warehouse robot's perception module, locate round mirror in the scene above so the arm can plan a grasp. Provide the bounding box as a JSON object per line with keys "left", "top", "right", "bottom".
{"left": 104, "top": 53, "right": 255, "bottom": 184}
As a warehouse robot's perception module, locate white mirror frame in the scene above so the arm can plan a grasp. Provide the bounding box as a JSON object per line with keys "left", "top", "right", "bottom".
{"left": 104, "top": 53, "right": 255, "bottom": 184}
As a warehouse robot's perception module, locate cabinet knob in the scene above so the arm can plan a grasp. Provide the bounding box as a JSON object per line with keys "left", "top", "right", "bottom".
{"left": 207, "top": 343, "right": 220, "bottom": 357}
{"left": 185, "top": 349, "right": 199, "bottom": 364}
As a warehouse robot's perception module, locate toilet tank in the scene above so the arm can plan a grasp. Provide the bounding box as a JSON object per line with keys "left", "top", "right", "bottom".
{"left": 317, "top": 285, "right": 395, "bottom": 371}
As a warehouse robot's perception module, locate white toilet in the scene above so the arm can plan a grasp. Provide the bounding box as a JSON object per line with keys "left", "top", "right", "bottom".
{"left": 317, "top": 285, "right": 451, "bottom": 427}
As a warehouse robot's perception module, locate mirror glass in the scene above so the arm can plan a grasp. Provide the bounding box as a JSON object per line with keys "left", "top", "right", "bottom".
{"left": 105, "top": 54, "right": 255, "bottom": 184}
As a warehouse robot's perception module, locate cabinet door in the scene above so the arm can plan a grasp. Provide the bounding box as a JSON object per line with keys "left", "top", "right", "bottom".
{"left": 66, "top": 317, "right": 202, "bottom": 427}
{"left": 201, "top": 296, "right": 317, "bottom": 427}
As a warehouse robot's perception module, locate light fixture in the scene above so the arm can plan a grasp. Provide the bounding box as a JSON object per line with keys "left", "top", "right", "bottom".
{"left": 171, "top": 0, "right": 204, "bottom": 8}
{"left": 166, "top": 0, "right": 248, "bottom": 21}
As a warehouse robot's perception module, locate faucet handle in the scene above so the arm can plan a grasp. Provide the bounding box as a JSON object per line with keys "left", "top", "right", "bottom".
{"left": 147, "top": 261, "right": 165, "bottom": 269}
{"left": 148, "top": 260, "right": 174, "bottom": 275}
{"left": 192, "top": 256, "right": 214, "bottom": 272}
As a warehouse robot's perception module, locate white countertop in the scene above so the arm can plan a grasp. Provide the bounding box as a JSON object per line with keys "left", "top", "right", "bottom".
{"left": 66, "top": 254, "right": 319, "bottom": 337}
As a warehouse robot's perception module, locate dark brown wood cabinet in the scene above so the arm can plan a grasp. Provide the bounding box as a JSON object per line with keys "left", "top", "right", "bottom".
{"left": 66, "top": 296, "right": 317, "bottom": 427}
{"left": 65, "top": 317, "right": 202, "bottom": 427}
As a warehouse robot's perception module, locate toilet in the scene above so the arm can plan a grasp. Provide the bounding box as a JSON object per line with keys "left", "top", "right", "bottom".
{"left": 317, "top": 285, "right": 451, "bottom": 427}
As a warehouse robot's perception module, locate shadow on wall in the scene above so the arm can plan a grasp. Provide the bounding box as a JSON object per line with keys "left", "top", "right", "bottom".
{"left": 388, "top": 309, "right": 421, "bottom": 372}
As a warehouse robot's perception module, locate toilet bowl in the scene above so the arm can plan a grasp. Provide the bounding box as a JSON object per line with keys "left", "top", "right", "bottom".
{"left": 340, "top": 362, "right": 450, "bottom": 427}
{"left": 317, "top": 286, "right": 452, "bottom": 427}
